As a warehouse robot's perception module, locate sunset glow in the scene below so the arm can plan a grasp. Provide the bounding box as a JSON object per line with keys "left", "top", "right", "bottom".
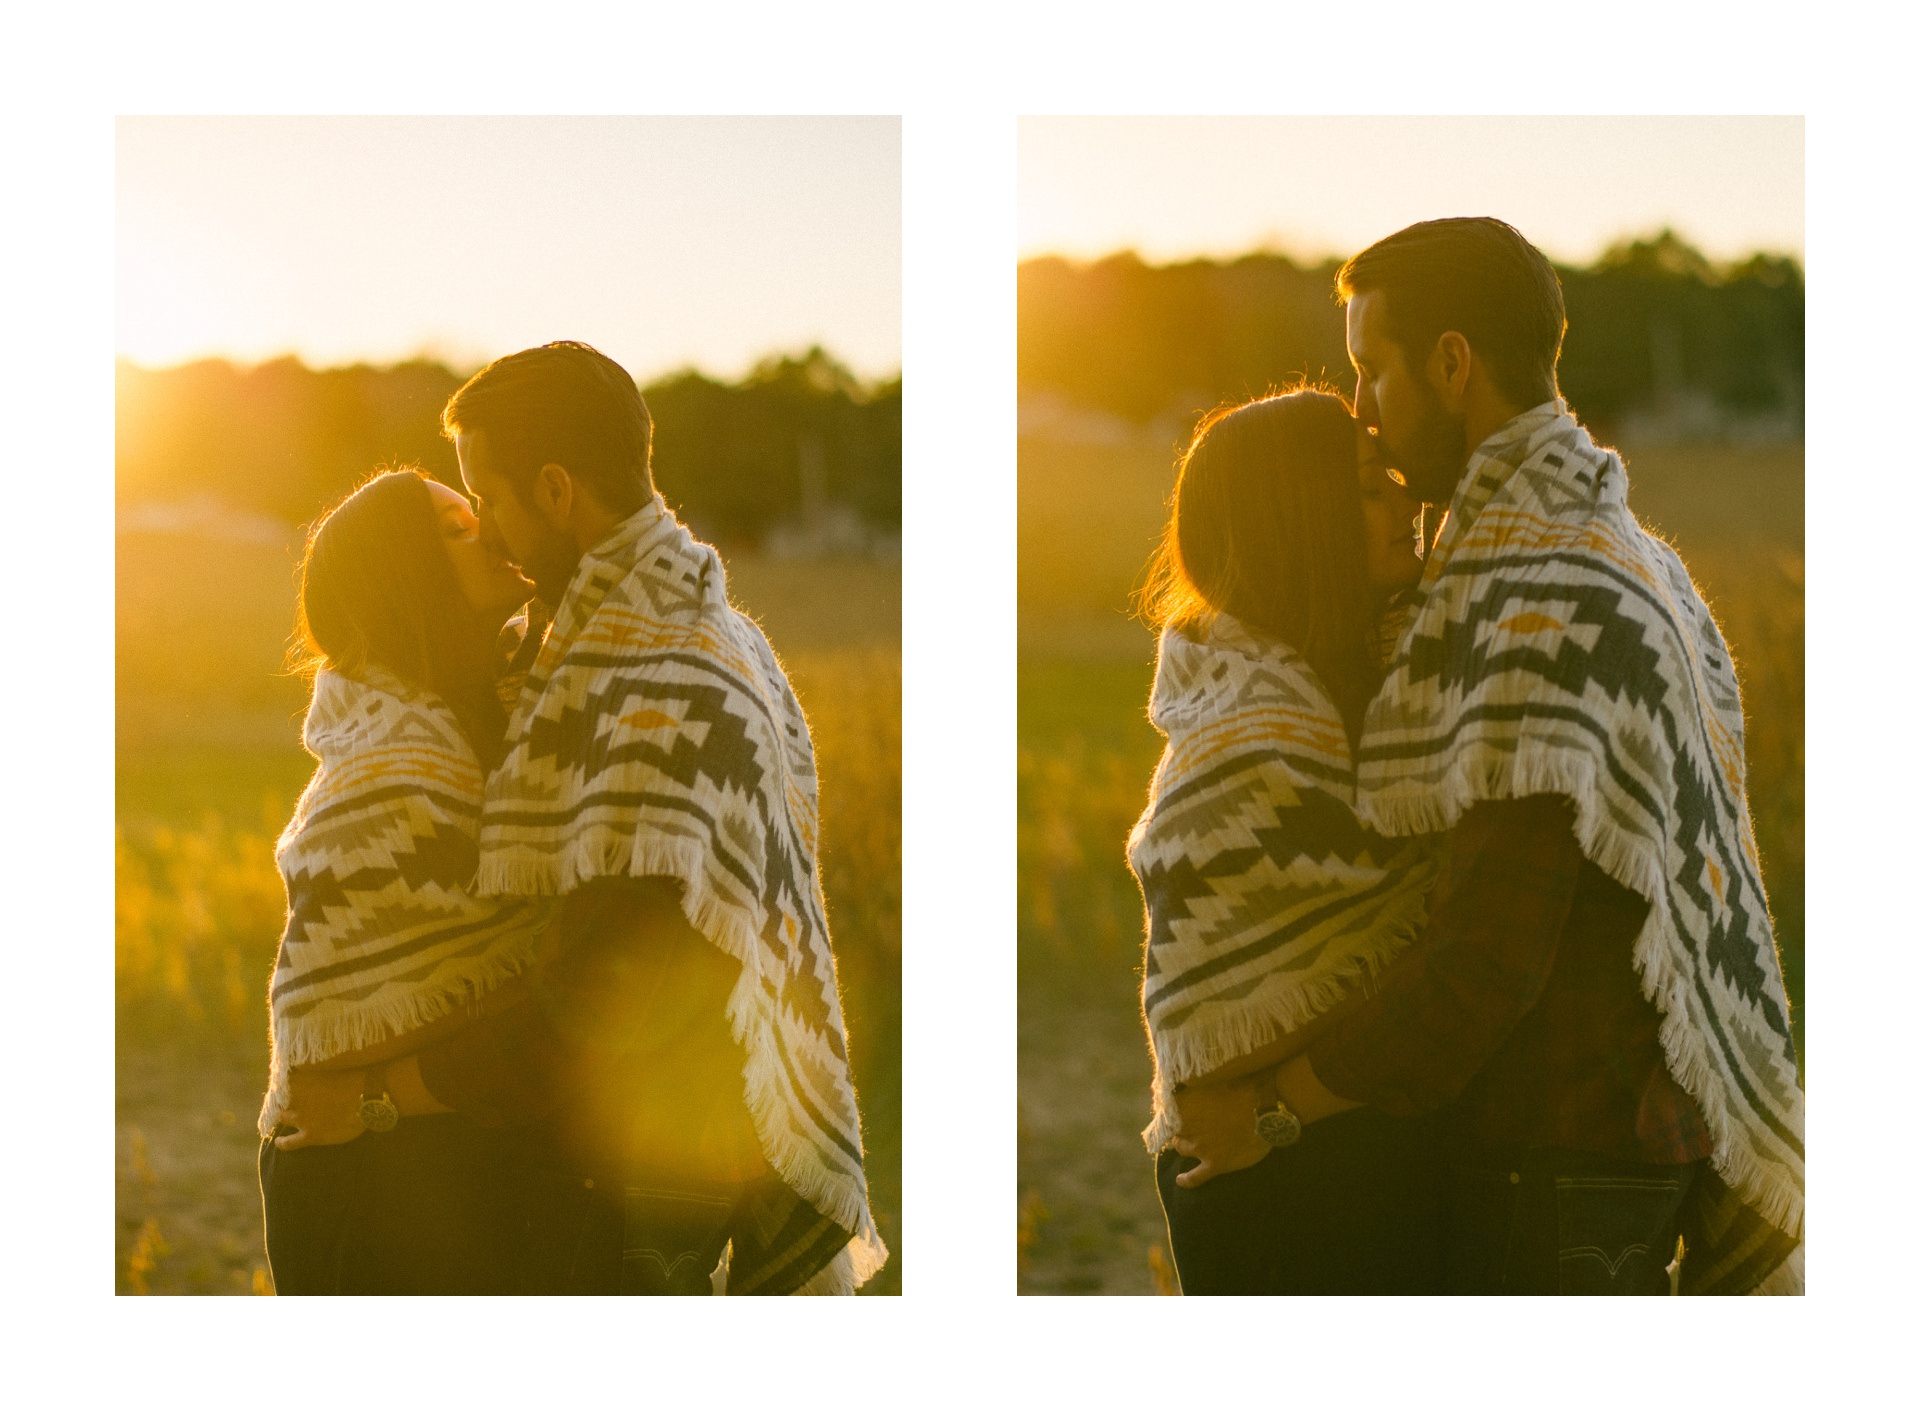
{"left": 117, "top": 117, "right": 902, "bottom": 379}
{"left": 1019, "top": 116, "right": 1802, "bottom": 265}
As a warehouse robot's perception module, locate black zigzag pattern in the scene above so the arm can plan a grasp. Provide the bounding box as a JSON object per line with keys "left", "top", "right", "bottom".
{"left": 479, "top": 501, "right": 881, "bottom": 1290}
{"left": 1354, "top": 409, "right": 1800, "bottom": 1275}
{"left": 525, "top": 665, "right": 765, "bottom": 797}
{"left": 1412, "top": 557, "right": 1788, "bottom": 1042}
{"left": 1408, "top": 566, "right": 1670, "bottom": 725}
{"left": 1138, "top": 755, "right": 1374, "bottom": 983}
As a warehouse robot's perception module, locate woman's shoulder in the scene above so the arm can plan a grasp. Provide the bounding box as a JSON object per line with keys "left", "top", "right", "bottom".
{"left": 304, "top": 666, "right": 471, "bottom": 765}
{"left": 1149, "top": 615, "right": 1339, "bottom": 732}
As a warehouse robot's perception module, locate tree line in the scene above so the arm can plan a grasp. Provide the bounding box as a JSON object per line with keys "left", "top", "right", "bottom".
{"left": 116, "top": 347, "right": 902, "bottom": 545}
{"left": 1018, "top": 231, "right": 1803, "bottom": 437}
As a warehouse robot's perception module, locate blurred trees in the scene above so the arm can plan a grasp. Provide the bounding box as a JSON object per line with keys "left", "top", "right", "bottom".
{"left": 646, "top": 349, "right": 901, "bottom": 539}
{"left": 1557, "top": 233, "right": 1803, "bottom": 429}
{"left": 115, "top": 346, "right": 901, "bottom": 546}
{"left": 1018, "top": 231, "right": 1803, "bottom": 437}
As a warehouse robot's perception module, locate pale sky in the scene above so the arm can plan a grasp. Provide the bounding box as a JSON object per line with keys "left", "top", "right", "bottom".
{"left": 1019, "top": 116, "right": 1802, "bottom": 266}
{"left": 117, "top": 116, "right": 901, "bottom": 381}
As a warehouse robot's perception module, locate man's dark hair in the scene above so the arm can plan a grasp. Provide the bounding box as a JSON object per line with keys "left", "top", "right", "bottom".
{"left": 442, "top": 341, "right": 654, "bottom": 514}
{"left": 1336, "top": 217, "right": 1566, "bottom": 409}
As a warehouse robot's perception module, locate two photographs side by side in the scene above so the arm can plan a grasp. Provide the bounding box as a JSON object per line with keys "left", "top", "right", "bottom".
{"left": 112, "top": 112, "right": 1805, "bottom": 1298}
{"left": 1016, "top": 115, "right": 1804, "bottom": 1296}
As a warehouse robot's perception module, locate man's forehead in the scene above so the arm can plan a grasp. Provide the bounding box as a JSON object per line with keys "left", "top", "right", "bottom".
{"left": 454, "top": 430, "right": 491, "bottom": 483}
{"left": 1346, "top": 290, "right": 1385, "bottom": 345}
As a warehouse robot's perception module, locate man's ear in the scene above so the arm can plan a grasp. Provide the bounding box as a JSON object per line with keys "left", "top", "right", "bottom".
{"left": 1426, "top": 331, "right": 1473, "bottom": 411}
{"left": 529, "top": 462, "right": 574, "bottom": 526}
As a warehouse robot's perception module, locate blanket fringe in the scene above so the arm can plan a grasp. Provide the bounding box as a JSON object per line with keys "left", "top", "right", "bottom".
{"left": 259, "top": 926, "right": 544, "bottom": 1136}
{"left": 478, "top": 830, "right": 887, "bottom": 1284}
{"left": 1141, "top": 898, "right": 1424, "bottom": 1151}
{"left": 1363, "top": 738, "right": 1804, "bottom": 1243}
{"left": 469, "top": 501, "right": 885, "bottom": 1292}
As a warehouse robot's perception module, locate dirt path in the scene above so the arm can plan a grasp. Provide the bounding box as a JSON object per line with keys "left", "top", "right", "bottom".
{"left": 1017, "top": 984, "right": 1174, "bottom": 1295}
{"left": 116, "top": 1036, "right": 274, "bottom": 1295}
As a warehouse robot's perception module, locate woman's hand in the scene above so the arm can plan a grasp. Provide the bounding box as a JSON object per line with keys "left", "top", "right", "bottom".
{"left": 1170, "top": 1076, "right": 1270, "bottom": 1189}
{"left": 274, "top": 1067, "right": 369, "bottom": 1150}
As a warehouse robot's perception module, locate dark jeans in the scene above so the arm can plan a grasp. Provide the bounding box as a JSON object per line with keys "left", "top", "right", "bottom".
{"left": 259, "top": 1115, "right": 526, "bottom": 1294}
{"left": 515, "top": 1164, "right": 738, "bottom": 1295}
{"left": 1443, "top": 1145, "right": 1701, "bottom": 1295}
{"left": 260, "top": 1118, "right": 741, "bottom": 1296}
{"left": 1155, "top": 1107, "right": 1444, "bottom": 1294}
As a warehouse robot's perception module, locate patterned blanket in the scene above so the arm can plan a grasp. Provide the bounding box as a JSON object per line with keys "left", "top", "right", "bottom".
{"left": 1128, "top": 615, "right": 1439, "bottom": 1152}
{"left": 260, "top": 667, "right": 554, "bottom": 1136}
{"left": 475, "top": 495, "right": 885, "bottom": 1296}
{"left": 1356, "top": 402, "right": 1805, "bottom": 1293}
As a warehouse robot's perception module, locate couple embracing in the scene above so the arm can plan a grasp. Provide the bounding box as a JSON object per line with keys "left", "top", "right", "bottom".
{"left": 1132, "top": 218, "right": 1805, "bottom": 1295}
{"left": 258, "top": 342, "right": 885, "bottom": 1295}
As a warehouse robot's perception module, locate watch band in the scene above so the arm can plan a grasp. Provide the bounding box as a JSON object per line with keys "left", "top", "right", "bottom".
{"left": 1252, "top": 1063, "right": 1280, "bottom": 1112}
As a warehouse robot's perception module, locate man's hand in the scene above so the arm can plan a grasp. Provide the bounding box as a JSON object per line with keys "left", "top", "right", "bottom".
{"left": 274, "top": 1067, "right": 368, "bottom": 1150}
{"left": 1170, "top": 1075, "right": 1270, "bottom": 1189}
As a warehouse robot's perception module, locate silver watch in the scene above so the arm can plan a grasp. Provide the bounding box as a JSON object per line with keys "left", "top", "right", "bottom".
{"left": 1254, "top": 1100, "right": 1302, "bottom": 1149}
{"left": 357, "top": 1066, "right": 399, "bottom": 1134}
{"left": 1252, "top": 1066, "right": 1301, "bottom": 1148}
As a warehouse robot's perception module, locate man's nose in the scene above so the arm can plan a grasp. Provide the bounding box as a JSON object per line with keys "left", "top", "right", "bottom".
{"left": 1355, "top": 381, "right": 1380, "bottom": 429}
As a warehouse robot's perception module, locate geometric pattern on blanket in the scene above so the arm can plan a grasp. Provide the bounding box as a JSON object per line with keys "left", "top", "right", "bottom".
{"left": 475, "top": 494, "right": 885, "bottom": 1296}
{"left": 260, "top": 666, "right": 553, "bottom": 1137}
{"left": 1355, "top": 401, "right": 1804, "bottom": 1293}
{"left": 1129, "top": 615, "right": 1438, "bottom": 1154}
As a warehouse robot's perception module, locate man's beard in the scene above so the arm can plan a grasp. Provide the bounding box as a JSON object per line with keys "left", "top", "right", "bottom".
{"left": 1382, "top": 384, "right": 1470, "bottom": 506}
{"left": 518, "top": 525, "right": 585, "bottom": 606}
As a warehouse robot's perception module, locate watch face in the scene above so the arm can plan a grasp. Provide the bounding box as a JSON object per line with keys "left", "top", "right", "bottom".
{"left": 358, "top": 1095, "right": 400, "bottom": 1134}
{"left": 1255, "top": 1106, "right": 1302, "bottom": 1149}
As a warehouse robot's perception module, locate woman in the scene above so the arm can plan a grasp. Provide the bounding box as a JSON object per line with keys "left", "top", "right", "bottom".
{"left": 1128, "top": 387, "right": 1442, "bottom": 1294}
{"left": 257, "top": 467, "right": 555, "bottom": 1294}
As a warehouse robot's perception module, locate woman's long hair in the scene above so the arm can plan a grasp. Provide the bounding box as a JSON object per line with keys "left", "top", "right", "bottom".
{"left": 291, "top": 468, "right": 510, "bottom": 768}
{"left": 1137, "top": 387, "right": 1382, "bottom": 737}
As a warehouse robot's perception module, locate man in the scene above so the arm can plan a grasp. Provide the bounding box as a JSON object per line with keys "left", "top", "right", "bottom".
{"left": 1172, "top": 219, "right": 1803, "bottom": 1294}
{"left": 365, "top": 342, "right": 884, "bottom": 1294}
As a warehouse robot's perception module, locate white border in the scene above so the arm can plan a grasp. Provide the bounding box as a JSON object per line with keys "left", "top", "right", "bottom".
{"left": 3, "top": 0, "right": 1903, "bottom": 1401}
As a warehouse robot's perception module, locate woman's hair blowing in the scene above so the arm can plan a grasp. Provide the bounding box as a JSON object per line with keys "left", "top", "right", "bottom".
{"left": 1138, "top": 387, "right": 1382, "bottom": 736}
{"left": 292, "top": 469, "right": 508, "bottom": 767}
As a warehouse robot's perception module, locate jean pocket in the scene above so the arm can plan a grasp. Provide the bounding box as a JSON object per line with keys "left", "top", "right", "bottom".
{"left": 621, "top": 1183, "right": 735, "bottom": 1295}
{"left": 1553, "top": 1174, "right": 1686, "bottom": 1295}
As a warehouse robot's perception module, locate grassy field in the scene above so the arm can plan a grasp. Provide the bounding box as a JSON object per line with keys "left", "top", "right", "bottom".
{"left": 1016, "top": 431, "right": 1805, "bottom": 1295}
{"left": 115, "top": 528, "right": 902, "bottom": 1295}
